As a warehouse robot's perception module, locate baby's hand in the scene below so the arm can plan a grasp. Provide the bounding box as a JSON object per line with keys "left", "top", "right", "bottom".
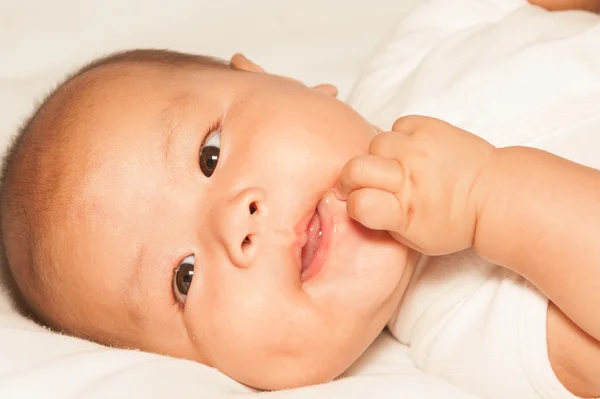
{"left": 336, "top": 116, "right": 495, "bottom": 255}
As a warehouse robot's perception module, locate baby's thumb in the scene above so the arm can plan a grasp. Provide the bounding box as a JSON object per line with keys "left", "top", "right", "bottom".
{"left": 346, "top": 188, "right": 407, "bottom": 233}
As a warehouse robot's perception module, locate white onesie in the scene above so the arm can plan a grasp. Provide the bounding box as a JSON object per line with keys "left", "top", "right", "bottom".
{"left": 347, "top": 1, "right": 600, "bottom": 398}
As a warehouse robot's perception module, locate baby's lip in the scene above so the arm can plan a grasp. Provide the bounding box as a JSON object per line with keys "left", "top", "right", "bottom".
{"left": 294, "top": 205, "right": 316, "bottom": 274}
{"left": 300, "top": 207, "right": 321, "bottom": 275}
{"left": 300, "top": 198, "right": 331, "bottom": 282}
{"left": 293, "top": 191, "right": 336, "bottom": 281}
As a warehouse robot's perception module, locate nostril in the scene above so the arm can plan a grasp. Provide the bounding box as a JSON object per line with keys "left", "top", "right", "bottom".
{"left": 249, "top": 201, "right": 258, "bottom": 215}
{"left": 242, "top": 235, "right": 252, "bottom": 251}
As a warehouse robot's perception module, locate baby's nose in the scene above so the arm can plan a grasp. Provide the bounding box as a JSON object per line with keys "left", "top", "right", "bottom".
{"left": 214, "top": 187, "right": 266, "bottom": 269}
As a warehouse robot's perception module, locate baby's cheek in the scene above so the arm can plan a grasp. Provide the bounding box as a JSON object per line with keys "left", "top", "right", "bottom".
{"left": 187, "top": 281, "right": 285, "bottom": 349}
{"left": 196, "top": 291, "right": 328, "bottom": 387}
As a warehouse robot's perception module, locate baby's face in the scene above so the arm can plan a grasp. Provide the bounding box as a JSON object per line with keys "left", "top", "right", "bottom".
{"left": 54, "top": 61, "right": 412, "bottom": 389}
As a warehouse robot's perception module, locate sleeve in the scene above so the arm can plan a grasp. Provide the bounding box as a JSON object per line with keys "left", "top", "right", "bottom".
{"left": 518, "top": 283, "right": 595, "bottom": 399}
{"left": 387, "top": 250, "right": 585, "bottom": 399}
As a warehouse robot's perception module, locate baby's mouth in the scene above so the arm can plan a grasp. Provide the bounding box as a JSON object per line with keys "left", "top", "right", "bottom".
{"left": 300, "top": 208, "right": 322, "bottom": 275}
{"left": 298, "top": 196, "right": 333, "bottom": 282}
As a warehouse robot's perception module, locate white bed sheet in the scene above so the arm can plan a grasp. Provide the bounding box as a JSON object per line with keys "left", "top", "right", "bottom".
{"left": 0, "top": 1, "right": 480, "bottom": 398}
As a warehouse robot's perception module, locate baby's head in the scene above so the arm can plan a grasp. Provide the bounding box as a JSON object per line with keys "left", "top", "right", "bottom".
{"left": 0, "top": 50, "right": 413, "bottom": 389}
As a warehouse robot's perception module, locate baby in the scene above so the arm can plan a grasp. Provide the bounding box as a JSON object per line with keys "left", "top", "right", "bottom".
{"left": 1, "top": 1, "right": 600, "bottom": 398}
{"left": 0, "top": 50, "right": 412, "bottom": 390}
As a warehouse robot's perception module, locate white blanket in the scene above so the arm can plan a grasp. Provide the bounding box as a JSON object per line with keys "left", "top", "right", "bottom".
{"left": 0, "top": 317, "right": 477, "bottom": 398}
{"left": 2, "top": 0, "right": 599, "bottom": 397}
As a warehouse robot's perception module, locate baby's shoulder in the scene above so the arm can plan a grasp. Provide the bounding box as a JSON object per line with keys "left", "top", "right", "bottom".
{"left": 389, "top": 249, "right": 551, "bottom": 398}
{"left": 390, "top": 249, "right": 540, "bottom": 346}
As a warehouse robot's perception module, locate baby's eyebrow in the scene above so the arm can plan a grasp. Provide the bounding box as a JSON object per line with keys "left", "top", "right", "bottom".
{"left": 158, "top": 94, "right": 193, "bottom": 164}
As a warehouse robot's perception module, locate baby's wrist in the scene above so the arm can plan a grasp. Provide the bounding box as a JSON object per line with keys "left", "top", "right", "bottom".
{"left": 471, "top": 146, "right": 534, "bottom": 260}
{"left": 470, "top": 146, "right": 501, "bottom": 249}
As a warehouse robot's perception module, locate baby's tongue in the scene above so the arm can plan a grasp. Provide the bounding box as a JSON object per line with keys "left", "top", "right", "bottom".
{"left": 301, "top": 210, "right": 321, "bottom": 272}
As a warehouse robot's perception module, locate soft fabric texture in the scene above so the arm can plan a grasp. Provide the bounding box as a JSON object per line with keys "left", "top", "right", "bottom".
{"left": 1, "top": 0, "right": 600, "bottom": 397}
{"left": 391, "top": 251, "right": 577, "bottom": 399}
{"left": 348, "top": 0, "right": 600, "bottom": 398}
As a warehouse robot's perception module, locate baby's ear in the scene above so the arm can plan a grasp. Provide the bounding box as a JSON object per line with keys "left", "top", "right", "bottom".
{"left": 313, "top": 84, "right": 338, "bottom": 98}
{"left": 230, "top": 53, "right": 266, "bottom": 73}
{"left": 231, "top": 53, "right": 339, "bottom": 98}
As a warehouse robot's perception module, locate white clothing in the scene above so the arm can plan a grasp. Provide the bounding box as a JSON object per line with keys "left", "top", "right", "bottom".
{"left": 390, "top": 251, "right": 575, "bottom": 399}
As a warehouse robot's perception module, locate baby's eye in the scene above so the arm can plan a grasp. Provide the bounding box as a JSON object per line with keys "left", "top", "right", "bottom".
{"left": 173, "top": 255, "right": 195, "bottom": 305}
{"left": 199, "top": 131, "right": 221, "bottom": 177}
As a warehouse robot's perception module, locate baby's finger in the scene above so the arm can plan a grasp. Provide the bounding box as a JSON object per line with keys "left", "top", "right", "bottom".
{"left": 346, "top": 188, "right": 406, "bottom": 233}
{"left": 391, "top": 115, "right": 434, "bottom": 134}
{"left": 336, "top": 155, "right": 403, "bottom": 200}
{"left": 369, "top": 130, "right": 411, "bottom": 160}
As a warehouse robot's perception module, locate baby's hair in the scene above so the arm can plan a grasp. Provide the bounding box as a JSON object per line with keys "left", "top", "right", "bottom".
{"left": 0, "top": 49, "right": 229, "bottom": 325}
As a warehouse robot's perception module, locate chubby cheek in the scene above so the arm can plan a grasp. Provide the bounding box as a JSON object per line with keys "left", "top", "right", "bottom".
{"left": 182, "top": 268, "right": 362, "bottom": 389}
{"left": 342, "top": 225, "right": 408, "bottom": 299}
{"left": 229, "top": 96, "right": 375, "bottom": 186}
{"left": 299, "top": 109, "right": 375, "bottom": 169}
{"left": 184, "top": 286, "right": 319, "bottom": 387}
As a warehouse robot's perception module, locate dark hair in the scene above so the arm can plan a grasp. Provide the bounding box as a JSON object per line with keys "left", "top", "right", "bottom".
{"left": 0, "top": 49, "right": 229, "bottom": 320}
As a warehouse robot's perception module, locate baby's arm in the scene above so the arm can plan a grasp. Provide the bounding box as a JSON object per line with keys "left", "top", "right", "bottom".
{"left": 475, "top": 146, "right": 600, "bottom": 396}
{"left": 336, "top": 116, "right": 600, "bottom": 396}
{"left": 528, "top": 0, "right": 600, "bottom": 11}
{"left": 475, "top": 146, "right": 600, "bottom": 342}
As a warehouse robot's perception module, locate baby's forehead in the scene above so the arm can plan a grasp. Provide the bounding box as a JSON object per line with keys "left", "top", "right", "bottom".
{"left": 61, "top": 57, "right": 227, "bottom": 119}
{"left": 57, "top": 65, "right": 190, "bottom": 150}
{"left": 27, "top": 67, "right": 181, "bottom": 242}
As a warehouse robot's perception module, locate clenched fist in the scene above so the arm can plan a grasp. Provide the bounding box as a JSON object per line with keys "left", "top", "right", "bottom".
{"left": 336, "top": 116, "right": 495, "bottom": 255}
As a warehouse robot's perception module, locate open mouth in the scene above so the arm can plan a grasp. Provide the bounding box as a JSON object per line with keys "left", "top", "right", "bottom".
{"left": 298, "top": 198, "right": 332, "bottom": 282}
{"left": 301, "top": 209, "right": 322, "bottom": 274}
